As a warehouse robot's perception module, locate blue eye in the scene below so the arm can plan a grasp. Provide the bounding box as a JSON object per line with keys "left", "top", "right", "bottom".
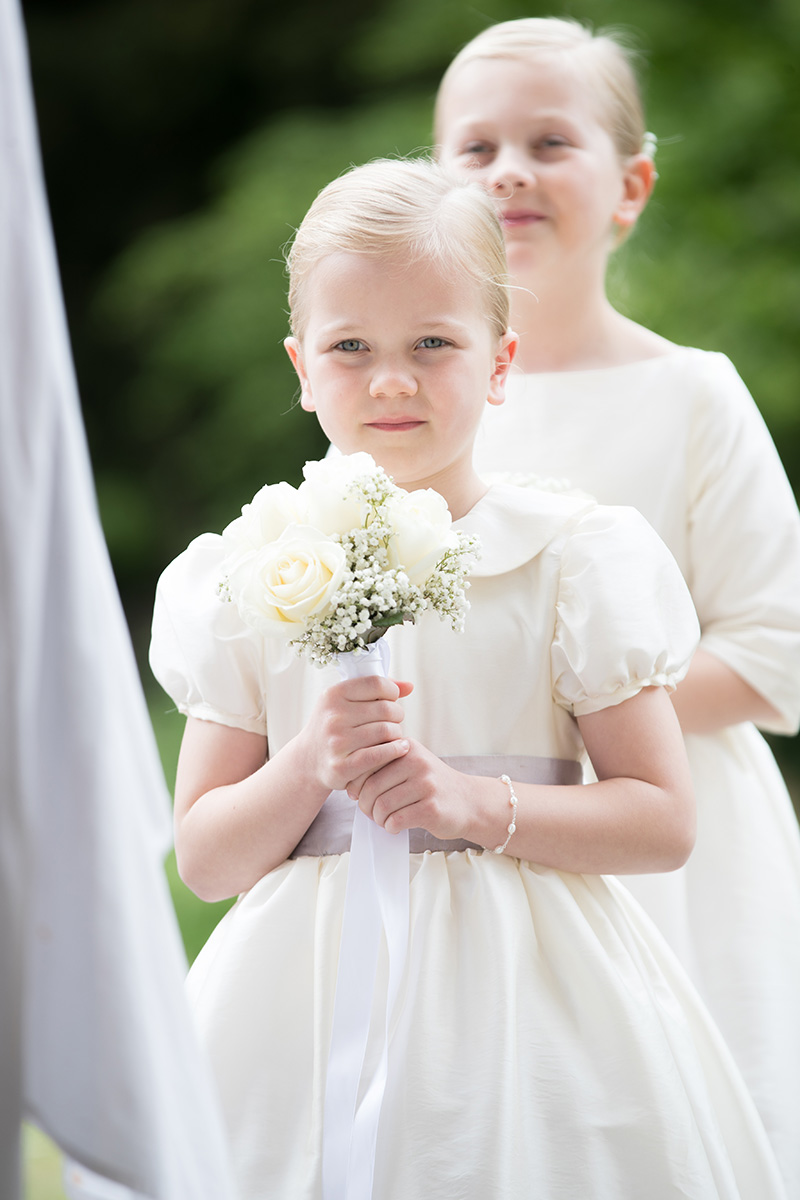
{"left": 460, "top": 142, "right": 492, "bottom": 164}
{"left": 418, "top": 337, "right": 448, "bottom": 349}
{"left": 335, "top": 339, "right": 365, "bottom": 352}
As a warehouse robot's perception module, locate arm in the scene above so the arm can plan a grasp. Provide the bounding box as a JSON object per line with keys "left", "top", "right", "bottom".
{"left": 353, "top": 686, "right": 695, "bottom": 875}
{"left": 684, "top": 355, "right": 800, "bottom": 735}
{"left": 174, "top": 675, "right": 412, "bottom": 902}
{"left": 670, "top": 647, "right": 782, "bottom": 734}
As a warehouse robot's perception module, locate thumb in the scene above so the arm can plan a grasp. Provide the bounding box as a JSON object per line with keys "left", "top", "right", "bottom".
{"left": 393, "top": 679, "right": 414, "bottom": 699}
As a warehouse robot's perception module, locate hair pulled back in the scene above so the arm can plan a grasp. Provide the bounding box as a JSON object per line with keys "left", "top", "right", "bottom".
{"left": 287, "top": 157, "right": 510, "bottom": 340}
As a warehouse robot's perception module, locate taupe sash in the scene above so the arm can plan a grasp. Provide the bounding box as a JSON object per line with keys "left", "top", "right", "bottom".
{"left": 291, "top": 754, "right": 582, "bottom": 857}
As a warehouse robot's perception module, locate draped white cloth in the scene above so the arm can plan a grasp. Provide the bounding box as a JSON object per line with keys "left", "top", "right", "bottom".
{"left": 0, "top": 2, "right": 235, "bottom": 1195}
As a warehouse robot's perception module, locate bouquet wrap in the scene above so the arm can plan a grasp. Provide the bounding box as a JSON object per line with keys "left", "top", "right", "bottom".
{"left": 322, "top": 641, "right": 409, "bottom": 1200}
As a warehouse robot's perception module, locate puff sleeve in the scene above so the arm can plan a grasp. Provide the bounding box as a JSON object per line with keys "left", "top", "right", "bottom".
{"left": 685, "top": 353, "right": 800, "bottom": 734}
{"left": 149, "top": 533, "right": 267, "bottom": 735}
{"left": 552, "top": 506, "right": 700, "bottom": 716}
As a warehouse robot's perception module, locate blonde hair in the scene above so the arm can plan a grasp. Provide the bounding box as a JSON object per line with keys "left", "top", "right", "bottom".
{"left": 286, "top": 157, "right": 509, "bottom": 340}
{"left": 435, "top": 17, "right": 647, "bottom": 161}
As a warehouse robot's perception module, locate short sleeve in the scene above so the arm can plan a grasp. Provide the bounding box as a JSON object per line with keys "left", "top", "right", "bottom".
{"left": 686, "top": 353, "right": 800, "bottom": 734}
{"left": 149, "top": 533, "right": 267, "bottom": 735}
{"left": 552, "top": 506, "right": 700, "bottom": 716}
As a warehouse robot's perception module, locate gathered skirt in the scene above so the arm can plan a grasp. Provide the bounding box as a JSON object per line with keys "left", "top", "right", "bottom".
{"left": 187, "top": 849, "right": 785, "bottom": 1199}
{"left": 624, "top": 724, "right": 800, "bottom": 1196}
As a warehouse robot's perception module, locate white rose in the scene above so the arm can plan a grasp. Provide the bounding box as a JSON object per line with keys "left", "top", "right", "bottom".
{"left": 221, "top": 481, "right": 308, "bottom": 568}
{"left": 227, "top": 525, "right": 346, "bottom": 637}
{"left": 385, "top": 489, "right": 457, "bottom": 586}
{"left": 299, "top": 453, "right": 378, "bottom": 535}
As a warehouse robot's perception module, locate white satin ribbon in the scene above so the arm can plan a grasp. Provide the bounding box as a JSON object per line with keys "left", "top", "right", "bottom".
{"left": 322, "top": 640, "right": 410, "bottom": 1200}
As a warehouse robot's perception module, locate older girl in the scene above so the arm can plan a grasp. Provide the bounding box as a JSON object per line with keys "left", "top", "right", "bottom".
{"left": 435, "top": 19, "right": 800, "bottom": 1193}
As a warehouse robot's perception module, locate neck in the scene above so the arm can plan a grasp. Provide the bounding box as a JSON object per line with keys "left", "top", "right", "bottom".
{"left": 395, "top": 463, "right": 487, "bottom": 521}
{"left": 509, "top": 262, "right": 619, "bottom": 372}
{"left": 507, "top": 251, "right": 673, "bottom": 373}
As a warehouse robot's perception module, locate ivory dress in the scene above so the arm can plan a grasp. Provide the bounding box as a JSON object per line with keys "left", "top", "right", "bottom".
{"left": 151, "top": 484, "right": 786, "bottom": 1199}
{"left": 473, "top": 348, "right": 800, "bottom": 1196}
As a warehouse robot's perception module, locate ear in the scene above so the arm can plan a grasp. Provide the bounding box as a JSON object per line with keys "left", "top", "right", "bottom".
{"left": 613, "top": 154, "right": 657, "bottom": 231}
{"left": 487, "top": 329, "right": 520, "bottom": 407}
{"left": 284, "top": 336, "right": 315, "bottom": 411}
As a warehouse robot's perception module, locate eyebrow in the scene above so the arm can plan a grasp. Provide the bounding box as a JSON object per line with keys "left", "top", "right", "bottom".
{"left": 315, "top": 317, "right": 474, "bottom": 339}
{"left": 452, "top": 109, "right": 580, "bottom": 134}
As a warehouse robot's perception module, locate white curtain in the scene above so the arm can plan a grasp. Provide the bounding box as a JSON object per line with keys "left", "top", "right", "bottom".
{"left": 0, "top": 1, "right": 235, "bottom": 1195}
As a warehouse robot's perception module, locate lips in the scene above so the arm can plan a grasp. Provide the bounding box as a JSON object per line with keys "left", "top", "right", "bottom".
{"left": 499, "top": 209, "right": 545, "bottom": 227}
{"left": 365, "top": 419, "right": 426, "bottom": 432}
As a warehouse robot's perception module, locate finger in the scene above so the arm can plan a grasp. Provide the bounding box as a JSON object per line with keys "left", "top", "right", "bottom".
{"left": 335, "top": 675, "right": 403, "bottom": 702}
{"left": 344, "top": 739, "right": 409, "bottom": 798}
{"left": 354, "top": 757, "right": 419, "bottom": 824}
{"left": 363, "top": 755, "right": 443, "bottom": 830}
{"left": 345, "top": 698, "right": 407, "bottom": 728}
{"left": 346, "top": 741, "right": 418, "bottom": 800}
{"left": 392, "top": 679, "right": 414, "bottom": 699}
{"left": 329, "top": 720, "right": 408, "bottom": 768}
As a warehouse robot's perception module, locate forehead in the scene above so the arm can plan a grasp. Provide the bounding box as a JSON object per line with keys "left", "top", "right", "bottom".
{"left": 300, "top": 250, "right": 487, "bottom": 329}
{"left": 438, "top": 53, "right": 604, "bottom": 136}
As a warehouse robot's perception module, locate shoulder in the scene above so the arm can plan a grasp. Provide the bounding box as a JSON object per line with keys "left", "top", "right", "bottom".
{"left": 555, "top": 504, "right": 698, "bottom": 654}
{"left": 551, "top": 503, "right": 699, "bottom": 713}
{"left": 560, "top": 502, "right": 686, "bottom": 580}
{"left": 458, "top": 483, "right": 596, "bottom": 576}
{"left": 155, "top": 531, "right": 238, "bottom": 626}
{"left": 613, "top": 314, "right": 675, "bottom": 361}
{"left": 460, "top": 485, "right": 680, "bottom": 579}
{"left": 150, "top": 531, "right": 271, "bottom": 734}
{"left": 152, "top": 528, "right": 263, "bottom": 663}
{"left": 625, "top": 347, "right": 768, "bottom": 460}
{"left": 660, "top": 347, "right": 756, "bottom": 412}
{"left": 662, "top": 350, "right": 790, "bottom": 487}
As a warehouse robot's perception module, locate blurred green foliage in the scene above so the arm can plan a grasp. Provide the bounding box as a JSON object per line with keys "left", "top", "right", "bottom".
{"left": 23, "top": 1124, "right": 64, "bottom": 1199}
{"left": 148, "top": 683, "right": 235, "bottom": 960}
{"left": 25, "top": 0, "right": 800, "bottom": 770}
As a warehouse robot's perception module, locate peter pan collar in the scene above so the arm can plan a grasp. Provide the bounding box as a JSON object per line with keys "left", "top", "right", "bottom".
{"left": 456, "top": 483, "right": 596, "bottom": 577}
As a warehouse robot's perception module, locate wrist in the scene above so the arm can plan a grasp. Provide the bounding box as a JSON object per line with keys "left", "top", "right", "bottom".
{"left": 283, "top": 730, "right": 333, "bottom": 805}
{"left": 469, "top": 775, "right": 520, "bottom": 856}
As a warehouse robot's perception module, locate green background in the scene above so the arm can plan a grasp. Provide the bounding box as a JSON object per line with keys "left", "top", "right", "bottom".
{"left": 20, "top": 0, "right": 800, "bottom": 1191}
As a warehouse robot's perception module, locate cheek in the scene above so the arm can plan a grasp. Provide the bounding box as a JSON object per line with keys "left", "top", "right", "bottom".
{"left": 308, "top": 383, "right": 356, "bottom": 439}
{"left": 299, "top": 384, "right": 316, "bottom": 412}
{"left": 300, "top": 365, "right": 348, "bottom": 414}
{"left": 446, "top": 157, "right": 476, "bottom": 180}
{"left": 440, "top": 154, "right": 490, "bottom": 188}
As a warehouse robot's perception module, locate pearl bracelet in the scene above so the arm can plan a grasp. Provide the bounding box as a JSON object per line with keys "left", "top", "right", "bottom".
{"left": 484, "top": 774, "right": 518, "bottom": 855}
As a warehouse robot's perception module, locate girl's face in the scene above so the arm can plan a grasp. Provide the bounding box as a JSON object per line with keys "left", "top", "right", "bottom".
{"left": 436, "top": 55, "right": 651, "bottom": 281}
{"left": 285, "top": 251, "right": 516, "bottom": 502}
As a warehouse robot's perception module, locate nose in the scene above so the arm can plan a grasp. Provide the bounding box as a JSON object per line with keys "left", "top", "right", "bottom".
{"left": 486, "top": 147, "right": 536, "bottom": 197}
{"left": 369, "top": 359, "right": 418, "bottom": 399}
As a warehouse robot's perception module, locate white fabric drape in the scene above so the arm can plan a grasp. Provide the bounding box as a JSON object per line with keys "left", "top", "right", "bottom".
{"left": 0, "top": 1, "right": 235, "bottom": 1195}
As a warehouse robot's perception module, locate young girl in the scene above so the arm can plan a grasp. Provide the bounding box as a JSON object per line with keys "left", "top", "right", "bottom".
{"left": 435, "top": 18, "right": 800, "bottom": 1194}
{"left": 150, "top": 159, "right": 786, "bottom": 1198}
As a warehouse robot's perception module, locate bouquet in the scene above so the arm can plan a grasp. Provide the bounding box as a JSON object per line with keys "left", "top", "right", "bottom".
{"left": 217, "top": 452, "right": 480, "bottom": 665}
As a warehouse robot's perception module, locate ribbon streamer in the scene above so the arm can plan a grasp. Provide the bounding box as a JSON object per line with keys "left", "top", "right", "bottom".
{"left": 322, "top": 640, "right": 410, "bottom": 1200}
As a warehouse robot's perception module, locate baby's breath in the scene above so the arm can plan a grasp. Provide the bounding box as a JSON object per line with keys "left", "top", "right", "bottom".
{"left": 219, "top": 458, "right": 481, "bottom": 667}
{"left": 291, "top": 469, "right": 479, "bottom": 666}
